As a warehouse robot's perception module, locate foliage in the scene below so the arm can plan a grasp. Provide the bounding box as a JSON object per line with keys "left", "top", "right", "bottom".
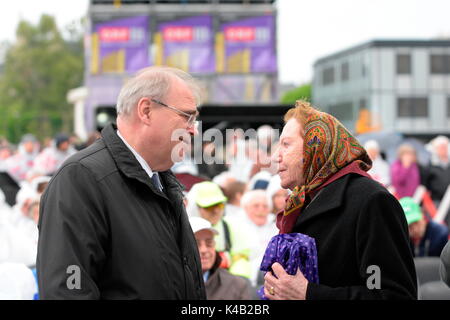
{"left": 0, "top": 14, "right": 84, "bottom": 143}
{"left": 281, "top": 83, "right": 312, "bottom": 104}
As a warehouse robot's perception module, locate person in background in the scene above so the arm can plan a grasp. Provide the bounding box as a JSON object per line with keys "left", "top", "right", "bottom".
{"left": 257, "top": 124, "right": 277, "bottom": 156}
{"left": 424, "top": 136, "right": 450, "bottom": 221}
{"left": 440, "top": 240, "right": 450, "bottom": 287}
{"left": 33, "top": 133, "right": 76, "bottom": 176}
{"left": 0, "top": 190, "right": 36, "bottom": 267}
{"left": 221, "top": 180, "right": 246, "bottom": 219}
{"left": 189, "top": 216, "right": 253, "bottom": 300}
{"left": 364, "top": 139, "right": 391, "bottom": 188}
{"left": 399, "top": 197, "right": 449, "bottom": 257}
{"left": 391, "top": 143, "right": 425, "bottom": 198}
{"left": 194, "top": 181, "right": 252, "bottom": 280}
{"left": 237, "top": 190, "right": 278, "bottom": 286}
{"left": 0, "top": 262, "right": 38, "bottom": 300}
{"left": 4, "top": 134, "right": 39, "bottom": 182}
{"left": 266, "top": 174, "right": 289, "bottom": 215}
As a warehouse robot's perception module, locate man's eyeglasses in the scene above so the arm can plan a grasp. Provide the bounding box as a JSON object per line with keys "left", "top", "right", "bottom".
{"left": 151, "top": 98, "right": 197, "bottom": 128}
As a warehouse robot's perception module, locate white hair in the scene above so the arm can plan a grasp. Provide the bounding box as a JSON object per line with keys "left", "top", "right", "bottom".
{"left": 364, "top": 139, "right": 380, "bottom": 152}
{"left": 240, "top": 190, "right": 268, "bottom": 209}
{"left": 116, "top": 66, "right": 203, "bottom": 116}
{"left": 431, "top": 135, "right": 449, "bottom": 149}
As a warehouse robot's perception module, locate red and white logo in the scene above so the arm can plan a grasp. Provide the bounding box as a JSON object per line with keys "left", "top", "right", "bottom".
{"left": 163, "top": 26, "right": 193, "bottom": 42}
{"left": 99, "top": 27, "right": 130, "bottom": 42}
{"left": 224, "top": 27, "right": 255, "bottom": 42}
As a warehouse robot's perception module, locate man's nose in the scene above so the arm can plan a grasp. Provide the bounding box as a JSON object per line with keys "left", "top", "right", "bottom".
{"left": 188, "top": 121, "right": 198, "bottom": 136}
{"left": 198, "top": 241, "right": 209, "bottom": 252}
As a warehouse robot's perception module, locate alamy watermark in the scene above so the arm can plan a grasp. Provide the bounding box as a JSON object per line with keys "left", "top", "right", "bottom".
{"left": 66, "top": 265, "right": 81, "bottom": 290}
{"left": 366, "top": 265, "right": 381, "bottom": 290}
{"left": 170, "top": 121, "right": 281, "bottom": 169}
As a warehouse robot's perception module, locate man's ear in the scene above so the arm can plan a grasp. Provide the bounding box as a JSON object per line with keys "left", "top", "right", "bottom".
{"left": 136, "top": 97, "right": 152, "bottom": 125}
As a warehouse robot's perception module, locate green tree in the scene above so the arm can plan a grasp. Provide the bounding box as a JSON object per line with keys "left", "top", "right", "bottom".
{"left": 0, "top": 14, "right": 84, "bottom": 143}
{"left": 281, "top": 83, "right": 312, "bottom": 104}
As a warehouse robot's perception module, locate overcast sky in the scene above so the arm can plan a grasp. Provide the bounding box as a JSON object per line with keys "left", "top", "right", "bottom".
{"left": 0, "top": 0, "right": 449, "bottom": 85}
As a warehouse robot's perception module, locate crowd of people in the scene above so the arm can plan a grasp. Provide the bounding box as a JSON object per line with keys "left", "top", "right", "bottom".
{"left": 0, "top": 68, "right": 449, "bottom": 300}
{"left": 1, "top": 123, "right": 448, "bottom": 299}
{"left": 0, "top": 132, "right": 99, "bottom": 298}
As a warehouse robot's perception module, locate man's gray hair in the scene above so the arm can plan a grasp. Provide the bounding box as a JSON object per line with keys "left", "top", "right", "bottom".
{"left": 116, "top": 66, "right": 203, "bottom": 116}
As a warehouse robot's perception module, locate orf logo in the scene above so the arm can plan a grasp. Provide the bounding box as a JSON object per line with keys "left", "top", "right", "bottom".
{"left": 99, "top": 27, "right": 130, "bottom": 42}
{"left": 224, "top": 27, "right": 255, "bottom": 42}
{"left": 163, "top": 26, "right": 193, "bottom": 42}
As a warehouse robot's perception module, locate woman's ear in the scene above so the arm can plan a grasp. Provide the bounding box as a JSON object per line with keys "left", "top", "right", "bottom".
{"left": 136, "top": 97, "right": 152, "bottom": 125}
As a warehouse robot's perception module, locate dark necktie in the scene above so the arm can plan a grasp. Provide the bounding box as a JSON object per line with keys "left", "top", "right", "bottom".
{"left": 151, "top": 173, "right": 162, "bottom": 192}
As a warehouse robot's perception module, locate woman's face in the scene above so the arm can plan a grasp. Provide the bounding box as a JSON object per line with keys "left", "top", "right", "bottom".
{"left": 272, "top": 119, "right": 304, "bottom": 190}
{"left": 244, "top": 195, "right": 270, "bottom": 226}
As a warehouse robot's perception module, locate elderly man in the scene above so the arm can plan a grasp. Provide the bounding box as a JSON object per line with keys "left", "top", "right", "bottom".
{"left": 193, "top": 181, "right": 251, "bottom": 280}
{"left": 263, "top": 100, "right": 417, "bottom": 300}
{"left": 399, "top": 197, "right": 449, "bottom": 257}
{"left": 189, "top": 216, "right": 252, "bottom": 300}
{"left": 364, "top": 139, "right": 391, "bottom": 188}
{"left": 37, "top": 66, "right": 205, "bottom": 299}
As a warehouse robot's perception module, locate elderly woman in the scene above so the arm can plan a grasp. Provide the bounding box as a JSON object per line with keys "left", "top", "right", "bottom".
{"left": 390, "top": 143, "right": 424, "bottom": 199}
{"left": 262, "top": 100, "right": 417, "bottom": 300}
{"left": 237, "top": 190, "right": 278, "bottom": 286}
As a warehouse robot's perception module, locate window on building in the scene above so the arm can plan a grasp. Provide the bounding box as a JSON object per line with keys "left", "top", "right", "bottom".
{"left": 359, "top": 99, "right": 367, "bottom": 110}
{"left": 341, "top": 62, "right": 349, "bottom": 81}
{"left": 330, "top": 102, "right": 353, "bottom": 122}
{"left": 396, "top": 54, "right": 411, "bottom": 74}
{"left": 447, "top": 97, "right": 450, "bottom": 118}
{"left": 430, "top": 54, "right": 450, "bottom": 74}
{"left": 397, "top": 97, "right": 428, "bottom": 118}
{"left": 322, "top": 67, "right": 334, "bottom": 85}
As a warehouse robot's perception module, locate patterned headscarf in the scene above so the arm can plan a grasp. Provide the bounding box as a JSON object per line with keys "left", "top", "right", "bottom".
{"left": 277, "top": 104, "right": 372, "bottom": 234}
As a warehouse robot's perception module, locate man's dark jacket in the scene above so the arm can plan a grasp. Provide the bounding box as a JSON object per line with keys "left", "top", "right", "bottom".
{"left": 37, "top": 124, "right": 206, "bottom": 299}
{"left": 292, "top": 174, "right": 417, "bottom": 300}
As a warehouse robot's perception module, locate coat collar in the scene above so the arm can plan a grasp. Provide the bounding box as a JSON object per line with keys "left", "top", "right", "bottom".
{"left": 293, "top": 174, "right": 352, "bottom": 228}
{"left": 101, "top": 123, "right": 183, "bottom": 198}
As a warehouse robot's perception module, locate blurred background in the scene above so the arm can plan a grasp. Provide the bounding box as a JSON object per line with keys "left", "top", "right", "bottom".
{"left": 0, "top": 0, "right": 449, "bottom": 142}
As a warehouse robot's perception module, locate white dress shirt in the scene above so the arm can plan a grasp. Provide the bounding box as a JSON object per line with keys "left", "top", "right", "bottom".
{"left": 116, "top": 130, "right": 163, "bottom": 191}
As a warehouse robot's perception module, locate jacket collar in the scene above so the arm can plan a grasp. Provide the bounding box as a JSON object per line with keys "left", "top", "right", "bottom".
{"left": 294, "top": 174, "right": 352, "bottom": 228}
{"left": 101, "top": 123, "right": 183, "bottom": 198}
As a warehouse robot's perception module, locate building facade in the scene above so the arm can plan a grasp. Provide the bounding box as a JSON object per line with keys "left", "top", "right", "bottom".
{"left": 312, "top": 40, "right": 450, "bottom": 136}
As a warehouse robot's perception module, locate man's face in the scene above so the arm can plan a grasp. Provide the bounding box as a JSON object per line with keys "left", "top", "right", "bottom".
{"left": 198, "top": 202, "right": 225, "bottom": 226}
{"left": 244, "top": 194, "right": 270, "bottom": 226}
{"left": 436, "top": 142, "right": 449, "bottom": 162}
{"left": 58, "top": 141, "right": 70, "bottom": 152}
{"left": 150, "top": 78, "right": 198, "bottom": 170}
{"left": 23, "top": 141, "right": 35, "bottom": 154}
{"left": 408, "top": 218, "right": 426, "bottom": 240}
{"left": 195, "top": 229, "right": 216, "bottom": 273}
{"left": 272, "top": 118, "right": 304, "bottom": 190}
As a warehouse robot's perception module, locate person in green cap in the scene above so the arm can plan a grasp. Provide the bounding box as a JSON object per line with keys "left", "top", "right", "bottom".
{"left": 399, "top": 197, "right": 449, "bottom": 257}
{"left": 193, "top": 181, "right": 252, "bottom": 280}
